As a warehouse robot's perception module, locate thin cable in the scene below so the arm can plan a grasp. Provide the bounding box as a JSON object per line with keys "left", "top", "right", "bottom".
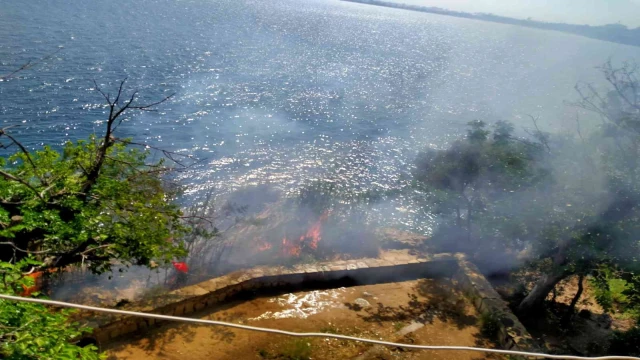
{"left": 0, "top": 294, "right": 637, "bottom": 360}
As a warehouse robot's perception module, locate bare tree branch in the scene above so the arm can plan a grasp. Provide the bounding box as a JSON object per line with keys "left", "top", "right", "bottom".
{"left": 81, "top": 79, "right": 175, "bottom": 195}
{"left": 0, "top": 242, "right": 51, "bottom": 255}
{"left": 0, "top": 77, "right": 196, "bottom": 272}
{"left": 79, "top": 244, "right": 114, "bottom": 256}
{"left": 114, "top": 138, "right": 198, "bottom": 168}
{"left": 92, "top": 79, "right": 111, "bottom": 104}
{"left": 112, "top": 78, "right": 127, "bottom": 106}
{"left": 600, "top": 60, "right": 640, "bottom": 112}
{"left": 0, "top": 169, "right": 44, "bottom": 200}
{"left": 524, "top": 114, "right": 551, "bottom": 153}
{"left": 0, "top": 127, "right": 46, "bottom": 185}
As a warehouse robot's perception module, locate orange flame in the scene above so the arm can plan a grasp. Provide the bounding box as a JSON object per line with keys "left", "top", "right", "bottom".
{"left": 280, "top": 211, "right": 330, "bottom": 256}
{"left": 19, "top": 267, "right": 63, "bottom": 297}
{"left": 282, "top": 237, "right": 301, "bottom": 256}
{"left": 253, "top": 237, "right": 273, "bottom": 252}
{"left": 258, "top": 241, "right": 272, "bottom": 251}
{"left": 20, "top": 272, "right": 43, "bottom": 297}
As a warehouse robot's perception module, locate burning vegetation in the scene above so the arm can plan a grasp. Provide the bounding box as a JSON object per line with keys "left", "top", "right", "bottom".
{"left": 277, "top": 211, "right": 329, "bottom": 257}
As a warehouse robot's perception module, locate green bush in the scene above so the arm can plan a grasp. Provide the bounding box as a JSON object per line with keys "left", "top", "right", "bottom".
{"left": 1, "top": 85, "right": 192, "bottom": 359}
{"left": 279, "top": 339, "right": 312, "bottom": 360}
{"left": 479, "top": 312, "right": 500, "bottom": 341}
{"left": 0, "top": 259, "right": 102, "bottom": 359}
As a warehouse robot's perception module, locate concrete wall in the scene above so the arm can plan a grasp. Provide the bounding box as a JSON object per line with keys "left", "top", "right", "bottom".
{"left": 85, "top": 254, "right": 457, "bottom": 344}
{"left": 83, "top": 253, "right": 540, "bottom": 356}
{"left": 454, "top": 254, "right": 541, "bottom": 354}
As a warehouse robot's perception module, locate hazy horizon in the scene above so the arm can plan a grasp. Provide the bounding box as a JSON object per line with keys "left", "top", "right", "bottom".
{"left": 386, "top": 0, "right": 640, "bottom": 28}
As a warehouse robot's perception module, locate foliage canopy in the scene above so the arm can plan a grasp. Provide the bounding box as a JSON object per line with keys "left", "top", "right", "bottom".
{"left": 0, "top": 81, "right": 190, "bottom": 359}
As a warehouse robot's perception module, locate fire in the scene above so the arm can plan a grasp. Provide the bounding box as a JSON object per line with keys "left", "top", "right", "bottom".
{"left": 251, "top": 211, "right": 330, "bottom": 257}
{"left": 253, "top": 236, "right": 273, "bottom": 253}
{"left": 301, "top": 216, "right": 323, "bottom": 250}
{"left": 281, "top": 211, "right": 330, "bottom": 256}
{"left": 282, "top": 237, "right": 302, "bottom": 256}
{"left": 20, "top": 271, "right": 44, "bottom": 297}
{"left": 257, "top": 239, "right": 272, "bottom": 251}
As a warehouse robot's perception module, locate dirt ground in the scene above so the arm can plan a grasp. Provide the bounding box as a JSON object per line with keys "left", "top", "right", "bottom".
{"left": 105, "top": 279, "right": 502, "bottom": 360}
{"left": 551, "top": 275, "right": 634, "bottom": 330}
{"left": 492, "top": 274, "right": 637, "bottom": 356}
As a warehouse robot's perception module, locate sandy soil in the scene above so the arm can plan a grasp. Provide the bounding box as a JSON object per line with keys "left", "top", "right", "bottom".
{"left": 105, "top": 279, "right": 501, "bottom": 360}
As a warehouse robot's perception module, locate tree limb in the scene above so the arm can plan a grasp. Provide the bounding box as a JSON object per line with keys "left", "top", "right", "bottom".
{"left": 81, "top": 79, "right": 174, "bottom": 195}
{"left": 0, "top": 129, "right": 44, "bottom": 184}
{"left": 526, "top": 114, "right": 551, "bottom": 153}
{"left": 0, "top": 242, "right": 51, "bottom": 255}
{"left": 0, "top": 169, "right": 44, "bottom": 200}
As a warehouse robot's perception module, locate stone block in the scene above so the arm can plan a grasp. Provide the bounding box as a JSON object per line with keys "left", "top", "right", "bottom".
{"left": 362, "top": 259, "right": 382, "bottom": 267}
{"left": 174, "top": 304, "right": 186, "bottom": 316}
{"left": 303, "top": 266, "right": 319, "bottom": 273}
{"left": 226, "top": 285, "right": 241, "bottom": 296}
{"left": 194, "top": 301, "right": 205, "bottom": 311}
{"left": 109, "top": 329, "right": 122, "bottom": 340}
{"left": 247, "top": 269, "right": 265, "bottom": 278}
{"left": 199, "top": 279, "right": 225, "bottom": 292}
{"left": 217, "top": 291, "right": 228, "bottom": 302}
{"left": 240, "top": 279, "right": 256, "bottom": 290}
{"left": 391, "top": 258, "right": 409, "bottom": 265}
{"left": 262, "top": 267, "right": 281, "bottom": 276}
{"left": 479, "top": 297, "right": 508, "bottom": 314}
{"left": 120, "top": 321, "right": 138, "bottom": 335}
{"left": 184, "top": 301, "right": 195, "bottom": 315}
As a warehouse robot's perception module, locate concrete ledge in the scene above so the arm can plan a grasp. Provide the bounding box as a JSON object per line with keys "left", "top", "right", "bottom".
{"left": 85, "top": 255, "right": 459, "bottom": 343}
{"left": 83, "top": 252, "right": 539, "bottom": 356}
{"left": 453, "top": 254, "right": 541, "bottom": 354}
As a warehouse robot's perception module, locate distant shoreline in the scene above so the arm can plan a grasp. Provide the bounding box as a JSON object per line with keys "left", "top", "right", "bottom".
{"left": 342, "top": 0, "right": 640, "bottom": 48}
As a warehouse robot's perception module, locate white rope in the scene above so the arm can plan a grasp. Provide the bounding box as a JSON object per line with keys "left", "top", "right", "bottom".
{"left": 0, "top": 294, "right": 637, "bottom": 360}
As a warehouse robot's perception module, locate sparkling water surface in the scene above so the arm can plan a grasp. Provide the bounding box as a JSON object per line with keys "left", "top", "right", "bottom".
{"left": 2, "top": 0, "right": 640, "bottom": 232}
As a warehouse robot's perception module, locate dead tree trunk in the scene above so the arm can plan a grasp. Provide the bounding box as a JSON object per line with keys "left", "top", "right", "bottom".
{"left": 517, "top": 271, "right": 568, "bottom": 314}
{"left": 518, "top": 238, "right": 572, "bottom": 315}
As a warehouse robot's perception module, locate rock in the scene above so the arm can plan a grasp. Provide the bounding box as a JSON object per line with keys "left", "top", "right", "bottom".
{"left": 362, "top": 291, "right": 373, "bottom": 298}
{"left": 115, "top": 299, "right": 131, "bottom": 308}
{"left": 354, "top": 298, "right": 370, "bottom": 308}
{"left": 395, "top": 321, "right": 424, "bottom": 336}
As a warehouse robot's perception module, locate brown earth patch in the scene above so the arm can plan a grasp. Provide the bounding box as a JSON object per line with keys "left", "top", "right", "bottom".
{"left": 105, "top": 279, "right": 503, "bottom": 360}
